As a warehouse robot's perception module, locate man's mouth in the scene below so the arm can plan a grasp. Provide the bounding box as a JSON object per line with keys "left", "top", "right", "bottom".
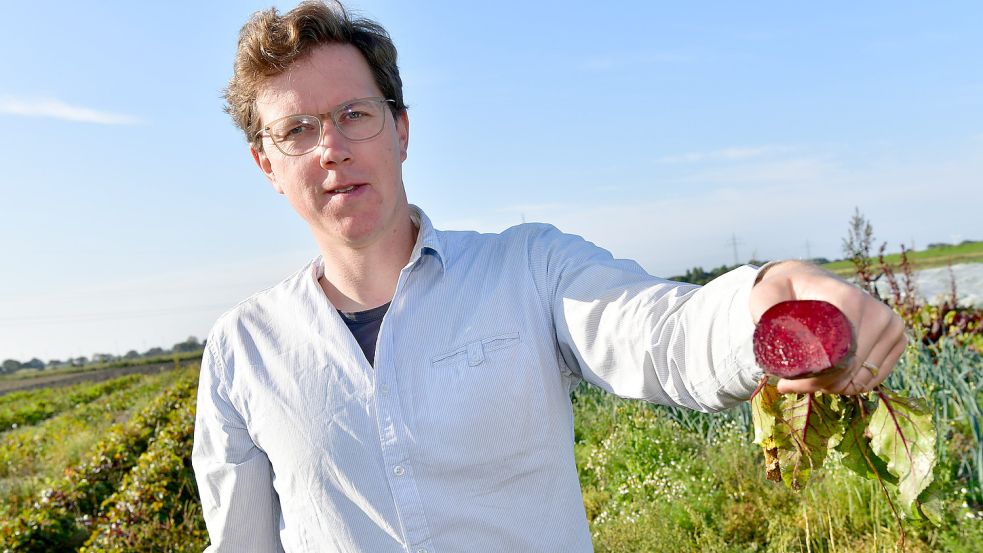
{"left": 329, "top": 184, "right": 365, "bottom": 195}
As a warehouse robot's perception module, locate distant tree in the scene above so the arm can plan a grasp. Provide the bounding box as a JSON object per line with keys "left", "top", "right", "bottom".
{"left": 124, "top": 350, "right": 140, "bottom": 359}
{"left": 2, "top": 359, "right": 23, "bottom": 373}
{"left": 926, "top": 242, "right": 950, "bottom": 250}
{"left": 47, "top": 359, "right": 64, "bottom": 368}
{"left": 23, "top": 358, "right": 45, "bottom": 370}
{"left": 172, "top": 336, "right": 203, "bottom": 353}
{"left": 669, "top": 264, "right": 742, "bottom": 286}
{"left": 143, "top": 347, "right": 165, "bottom": 357}
{"left": 91, "top": 353, "right": 115, "bottom": 364}
{"left": 72, "top": 356, "right": 89, "bottom": 366}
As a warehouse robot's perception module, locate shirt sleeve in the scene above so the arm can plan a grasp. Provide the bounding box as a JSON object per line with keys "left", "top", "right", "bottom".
{"left": 192, "top": 340, "right": 285, "bottom": 553}
{"left": 531, "top": 224, "right": 764, "bottom": 412}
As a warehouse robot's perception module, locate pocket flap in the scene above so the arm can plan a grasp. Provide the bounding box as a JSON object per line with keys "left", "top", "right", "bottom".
{"left": 467, "top": 341, "right": 485, "bottom": 366}
{"left": 431, "top": 332, "right": 521, "bottom": 366}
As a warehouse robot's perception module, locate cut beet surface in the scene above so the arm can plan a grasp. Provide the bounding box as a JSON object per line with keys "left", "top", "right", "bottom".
{"left": 753, "top": 300, "right": 855, "bottom": 379}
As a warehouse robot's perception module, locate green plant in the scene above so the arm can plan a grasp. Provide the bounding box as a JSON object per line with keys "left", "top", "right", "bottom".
{"left": 81, "top": 391, "right": 208, "bottom": 552}
{"left": 842, "top": 207, "right": 877, "bottom": 294}
{"left": 0, "top": 369, "right": 183, "bottom": 520}
{"left": 0, "top": 368, "right": 199, "bottom": 552}
{"left": 0, "top": 374, "right": 143, "bottom": 431}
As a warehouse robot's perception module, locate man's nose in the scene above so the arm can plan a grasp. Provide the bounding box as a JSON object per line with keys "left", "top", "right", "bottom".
{"left": 318, "top": 124, "right": 353, "bottom": 168}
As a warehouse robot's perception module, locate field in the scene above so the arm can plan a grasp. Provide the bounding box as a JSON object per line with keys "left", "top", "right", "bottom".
{"left": 822, "top": 241, "right": 983, "bottom": 277}
{"left": 1, "top": 343, "right": 981, "bottom": 551}
{"left": 0, "top": 364, "right": 205, "bottom": 552}
{"left": 0, "top": 350, "right": 205, "bottom": 388}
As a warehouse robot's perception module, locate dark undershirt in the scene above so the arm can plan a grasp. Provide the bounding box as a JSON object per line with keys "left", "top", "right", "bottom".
{"left": 337, "top": 302, "right": 391, "bottom": 367}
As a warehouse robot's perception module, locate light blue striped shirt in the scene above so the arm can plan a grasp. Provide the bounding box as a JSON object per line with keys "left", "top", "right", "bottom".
{"left": 192, "top": 206, "right": 764, "bottom": 552}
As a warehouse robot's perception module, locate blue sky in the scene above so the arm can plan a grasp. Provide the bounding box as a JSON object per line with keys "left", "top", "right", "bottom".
{"left": 1, "top": 1, "right": 981, "bottom": 362}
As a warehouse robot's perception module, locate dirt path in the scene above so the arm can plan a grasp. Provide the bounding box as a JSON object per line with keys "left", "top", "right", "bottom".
{"left": 0, "top": 362, "right": 186, "bottom": 396}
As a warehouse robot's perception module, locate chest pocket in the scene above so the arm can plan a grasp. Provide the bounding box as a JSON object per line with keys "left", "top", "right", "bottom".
{"left": 415, "top": 331, "right": 547, "bottom": 478}
{"left": 432, "top": 331, "right": 520, "bottom": 369}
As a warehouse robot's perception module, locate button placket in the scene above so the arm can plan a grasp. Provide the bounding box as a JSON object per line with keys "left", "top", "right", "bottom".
{"left": 371, "top": 271, "right": 434, "bottom": 550}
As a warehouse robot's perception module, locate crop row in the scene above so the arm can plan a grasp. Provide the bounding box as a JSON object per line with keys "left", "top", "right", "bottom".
{"left": 0, "top": 368, "right": 200, "bottom": 552}
{"left": 0, "top": 374, "right": 144, "bottom": 432}
{"left": 0, "top": 368, "right": 185, "bottom": 511}
{"left": 81, "top": 385, "right": 207, "bottom": 552}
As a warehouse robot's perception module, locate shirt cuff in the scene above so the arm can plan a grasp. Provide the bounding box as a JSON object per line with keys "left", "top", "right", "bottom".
{"left": 690, "top": 265, "right": 765, "bottom": 407}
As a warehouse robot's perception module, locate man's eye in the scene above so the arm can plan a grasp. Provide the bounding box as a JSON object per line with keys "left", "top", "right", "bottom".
{"left": 276, "top": 122, "right": 317, "bottom": 140}
{"left": 342, "top": 110, "right": 370, "bottom": 122}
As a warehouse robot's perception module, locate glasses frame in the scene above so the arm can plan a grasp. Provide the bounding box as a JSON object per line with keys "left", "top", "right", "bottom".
{"left": 255, "top": 97, "right": 397, "bottom": 156}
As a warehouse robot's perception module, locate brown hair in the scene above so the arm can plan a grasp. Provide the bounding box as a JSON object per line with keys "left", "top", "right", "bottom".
{"left": 225, "top": 0, "right": 406, "bottom": 148}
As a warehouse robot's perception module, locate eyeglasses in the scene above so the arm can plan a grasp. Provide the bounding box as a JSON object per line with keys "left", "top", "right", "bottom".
{"left": 255, "top": 97, "right": 396, "bottom": 156}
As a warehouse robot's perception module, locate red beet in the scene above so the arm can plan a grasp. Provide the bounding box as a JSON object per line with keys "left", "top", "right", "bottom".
{"left": 753, "top": 300, "right": 855, "bottom": 379}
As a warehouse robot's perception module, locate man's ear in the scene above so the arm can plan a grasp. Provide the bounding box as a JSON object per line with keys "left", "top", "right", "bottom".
{"left": 250, "top": 144, "right": 284, "bottom": 194}
{"left": 396, "top": 110, "right": 409, "bottom": 162}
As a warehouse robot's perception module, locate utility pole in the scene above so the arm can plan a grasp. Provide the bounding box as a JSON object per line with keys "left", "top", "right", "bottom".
{"left": 726, "top": 234, "right": 743, "bottom": 266}
{"left": 804, "top": 240, "right": 812, "bottom": 260}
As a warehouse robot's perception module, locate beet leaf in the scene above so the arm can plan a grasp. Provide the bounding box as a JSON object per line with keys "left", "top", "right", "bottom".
{"left": 773, "top": 391, "right": 841, "bottom": 489}
{"left": 869, "top": 388, "right": 937, "bottom": 515}
{"left": 834, "top": 398, "right": 898, "bottom": 484}
{"left": 750, "top": 379, "right": 783, "bottom": 482}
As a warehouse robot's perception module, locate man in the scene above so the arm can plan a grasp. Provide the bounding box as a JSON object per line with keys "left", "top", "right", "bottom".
{"left": 192, "top": 2, "right": 906, "bottom": 552}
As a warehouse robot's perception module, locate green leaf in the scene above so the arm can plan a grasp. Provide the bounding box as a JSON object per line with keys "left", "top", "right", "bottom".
{"left": 869, "top": 388, "right": 936, "bottom": 514}
{"left": 751, "top": 380, "right": 781, "bottom": 446}
{"left": 914, "top": 479, "right": 945, "bottom": 526}
{"left": 773, "top": 393, "right": 842, "bottom": 490}
{"left": 751, "top": 381, "right": 783, "bottom": 482}
{"left": 834, "top": 397, "right": 897, "bottom": 485}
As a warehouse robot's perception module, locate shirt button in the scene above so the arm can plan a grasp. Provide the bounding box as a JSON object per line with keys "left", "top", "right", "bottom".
{"left": 380, "top": 385, "right": 391, "bottom": 396}
{"left": 393, "top": 465, "right": 405, "bottom": 477}
{"left": 416, "top": 549, "right": 428, "bottom": 553}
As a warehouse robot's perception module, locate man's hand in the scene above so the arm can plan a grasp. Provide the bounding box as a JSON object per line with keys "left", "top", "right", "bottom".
{"left": 748, "top": 260, "right": 907, "bottom": 395}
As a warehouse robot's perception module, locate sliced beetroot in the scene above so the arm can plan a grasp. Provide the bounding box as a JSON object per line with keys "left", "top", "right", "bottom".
{"left": 753, "top": 300, "right": 855, "bottom": 379}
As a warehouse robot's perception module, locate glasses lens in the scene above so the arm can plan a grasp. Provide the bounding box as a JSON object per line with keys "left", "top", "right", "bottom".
{"left": 333, "top": 99, "right": 387, "bottom": 141}
{"left": 269, "top": 115, "right": 321, "bottom": 155}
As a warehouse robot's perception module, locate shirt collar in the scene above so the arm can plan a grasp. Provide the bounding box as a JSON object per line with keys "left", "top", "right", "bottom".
{"left": 310, "top": 204, "right": 446, "bottom": 284}
{"left": 408, "top": 204, "right": 446, "bottom": 273}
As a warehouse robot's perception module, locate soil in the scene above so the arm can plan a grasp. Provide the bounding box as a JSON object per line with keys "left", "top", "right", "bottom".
{"left": 0, "top": 362, "right": 181, "bottom": 396}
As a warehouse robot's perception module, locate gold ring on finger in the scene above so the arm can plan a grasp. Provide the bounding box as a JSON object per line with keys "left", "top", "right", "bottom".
{"left": 861, "top": 361, "right": 879, "bottom": 377}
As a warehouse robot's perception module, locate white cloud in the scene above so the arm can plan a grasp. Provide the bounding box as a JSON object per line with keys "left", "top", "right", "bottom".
{"left": 0, "top": 249, "right": 314, "bottom": 361}
{"left": 656, "top": 145, "right": 794, "bottom": 164}
{"left": 0, "top": 96, "right": 141, "bottom": 125}
{"left": 428, "top": 144, "right": 983, "bottom": 278}
{"left": 675, "top": 156, "right": 834, "bottom": 185}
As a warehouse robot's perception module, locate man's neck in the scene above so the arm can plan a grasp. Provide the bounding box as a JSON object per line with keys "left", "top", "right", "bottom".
{"left": 316, "top": 216, "right": 418, "bottom": 313}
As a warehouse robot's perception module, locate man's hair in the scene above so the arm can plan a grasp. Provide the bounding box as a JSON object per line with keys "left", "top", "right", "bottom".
{"left": 225, "top": 0, "right": 406, "bottom": 148}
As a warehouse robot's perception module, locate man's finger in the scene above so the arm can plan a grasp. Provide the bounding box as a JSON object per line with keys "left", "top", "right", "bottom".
{"left": 869, "top": 334, "right": 907, "bottom": 389}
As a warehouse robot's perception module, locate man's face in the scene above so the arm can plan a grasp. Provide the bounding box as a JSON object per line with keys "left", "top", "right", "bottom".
{"left": 251, "top": 43, "right": 410, "bottom": 250}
